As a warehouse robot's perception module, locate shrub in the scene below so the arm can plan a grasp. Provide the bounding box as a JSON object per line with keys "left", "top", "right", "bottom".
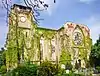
{"left": 65, "top": 62, "right": 73, "bottom": 70}
{"left": 96, "top": 66, "right": 100, "bottom": 73}
{"left": 63, "top": 71, "right": 84, "bottom": 76}
{"left": 37, "top": 61, "right": 60, "bottom": 76}
{"left": 0, "top": 65, "right": 7, "bottom": 74}
{"left": 7, "top": 64, "right": 38, "bottom": 76}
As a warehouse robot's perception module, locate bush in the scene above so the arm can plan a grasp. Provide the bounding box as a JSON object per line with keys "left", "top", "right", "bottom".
{"left": 0, "top": 65, "right": 7, "bottom": 74}
{"left": 37, "top": 61, "right": 60, "bottom": 76}
{"left": 62, "top": 71, "right": 84, "bottom": 76}
{"left": 96, "top": 66, "right": 100, "bottom": 73}
{"left": 65, "top": 62, "right": 73, "bottom": 70}
{"left": 7, "top": 64, "right": 38, "bottom": 76}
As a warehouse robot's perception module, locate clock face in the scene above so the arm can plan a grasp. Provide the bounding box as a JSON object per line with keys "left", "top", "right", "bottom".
{"left": 20, "top": 16, "right": 26, "bottom": 22}
{"left": 73, "top": 32, "right": 82, "bottom": 45}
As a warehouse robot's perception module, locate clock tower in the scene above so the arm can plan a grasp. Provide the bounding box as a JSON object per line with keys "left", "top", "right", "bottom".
{"left": 12, "top": 4, "right": 33, "bottom": 28}
{"left": 7, "top": 4, "right": 36, "bottom": 68}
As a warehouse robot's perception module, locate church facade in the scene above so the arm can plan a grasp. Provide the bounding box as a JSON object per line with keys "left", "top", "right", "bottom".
{"left": 6, "top": 4, "right": 92, "bottom": 69}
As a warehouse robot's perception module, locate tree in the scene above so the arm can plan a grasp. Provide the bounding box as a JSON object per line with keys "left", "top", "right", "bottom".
{"left": 6, "top": 64, "right": 38, "bottom": 76}
{"left": 90, "top": 35, "right": 100, "bottom": 67}
{"left": 37, "top": 61, "right": 60, "bottom": 76}
{"left": 2, "top": 0, "right": 56, "bottom": 23}
{"left": 0, "top": 48, "right": 7, "bottom": 75}
{"left": 0, "top": 47, "right": 6, "bottom": 67}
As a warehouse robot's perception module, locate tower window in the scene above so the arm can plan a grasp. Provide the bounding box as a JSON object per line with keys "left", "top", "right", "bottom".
{"left": 26, "top": 32, "right": 27, "bottom": 37}
{"left": 19, "top": 31, "right": 20, "bottom": 36}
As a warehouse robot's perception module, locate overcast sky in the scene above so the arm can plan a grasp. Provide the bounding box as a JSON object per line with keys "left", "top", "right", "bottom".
{"left": 0, "top": 0, "right": 100, "bottom": 48}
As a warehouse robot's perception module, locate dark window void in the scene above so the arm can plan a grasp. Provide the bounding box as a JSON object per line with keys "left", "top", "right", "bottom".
{"left": 51, "top": 45, "right": 55, "bottom": 53}
{"left": 40, "top": 44, "right": 43, "bottom": 60}
{"left": 26, "top": 32, "right": 27, "bottom": 37}
{"left": 19, "top": 31, "right": 20, "bottom": 36}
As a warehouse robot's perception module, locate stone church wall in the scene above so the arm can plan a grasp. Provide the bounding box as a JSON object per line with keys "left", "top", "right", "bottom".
{"left": 6, "top": 4, "right": 92, "bottom": 70}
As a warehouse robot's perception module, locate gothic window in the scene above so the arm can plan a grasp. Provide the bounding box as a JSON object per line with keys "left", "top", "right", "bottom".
{"left": 51, "top": 37, "right": 55, "bottom": 54}
{"left": 51, "top": 45, "right": 55, "bottom": 53}
{"left": 40, "top": 44, "right": 43, "bottom": 60}
{"left": 73, "top": 32, "right": 82, "bottom": 45}
{"left": 78, "top": 59, "right": 81, "bottom": 68}
{"left": 22, "top": 44, "right": 24, "bottom": 61}
{"left": 40, "top": 36, "right": 44, "bottom": 60}
{"left": 51, "top": 37, "right": 56, "bottom": 61}
{"left": 64, "top": 35, "right": 67, "bottom": 47}
{"left": 60, "top": 36, "right": 64, "bottom": 48}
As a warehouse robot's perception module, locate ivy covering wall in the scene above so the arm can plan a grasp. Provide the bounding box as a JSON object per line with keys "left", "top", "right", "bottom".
{"left": 5, "top": 5, "right": 92, "bottom": 70}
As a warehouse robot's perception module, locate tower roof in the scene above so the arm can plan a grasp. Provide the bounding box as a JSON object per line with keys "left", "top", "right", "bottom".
{"left": 13, "top": 4, "right": 32, "bottom": 10}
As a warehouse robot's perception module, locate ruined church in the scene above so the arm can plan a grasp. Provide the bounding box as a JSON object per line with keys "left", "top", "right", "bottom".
{"left": 6, "top": 4, "right": 92, "bottom": 69}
